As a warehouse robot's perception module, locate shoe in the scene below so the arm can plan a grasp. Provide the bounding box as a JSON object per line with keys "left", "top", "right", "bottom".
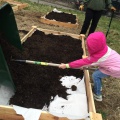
{"left": 93, "top": 94, "right": 102, "bottom": 102}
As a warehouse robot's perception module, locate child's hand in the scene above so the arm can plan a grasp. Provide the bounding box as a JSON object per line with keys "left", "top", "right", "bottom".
{"left": 59, "top": 63, "right": 66, "bottom": 69}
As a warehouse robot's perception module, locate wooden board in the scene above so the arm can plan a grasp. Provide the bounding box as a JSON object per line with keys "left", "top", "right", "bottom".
{"left": 0, "top": 105, "right": 73, "bottom": 120}
{"left": 1, "top": 0, "right": 28, "bottom": 11}
{"left": 0, "top": 26, "right": 102, "bottom": 120}
{"left": 40, "top": 13, "right": 79, "bottom": 28}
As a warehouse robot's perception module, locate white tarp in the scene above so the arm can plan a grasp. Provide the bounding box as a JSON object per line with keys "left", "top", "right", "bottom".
{"left": 49, "top": 76, "right": 89, "bottom": 119}
{"left": 13, "top": 105, "right": 42, "bottom": 120}
{"left": 0, "top": 85, "right": 14, "bottom": 105}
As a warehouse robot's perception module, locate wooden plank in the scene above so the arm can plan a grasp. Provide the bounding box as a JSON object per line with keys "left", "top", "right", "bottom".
{"left": 0, "top": 105, "right": 66, "bottom": 120}
{"left": 12, "top": 3, "right": 28, "bottom": 12}
{"left": 40, "top": 16, "right": 78, "bottom": 28}
{"left": 0, "top": 105, "right": 24, "bottom": 120}
{"left": 1, "top": 0, "right": 28, "bottom": 12}
{"left": 12, "top": 5, "right": 19, "bottom": 11}
{"left": 84, "top": 70, "right": 96, "bottom": 113}
{"left": 21, "top": 26, "right": 37, "bottom": 43}
{"left": 0, "top": 105, "right": 85, "bottom": 120}
{"left": 17, "top": 3, "right": 28, "bottom": 10}
{"left": 37, "top": 27, "right": 80, "bottom": 39}
{"left": 81, "top": 36, "right": 86, "bottom": 56}
{"left": 82, "top": 55, "right": 88, "bottom": 58}
{"left": 90, "top": 112, "right": 102, "bottom": 120}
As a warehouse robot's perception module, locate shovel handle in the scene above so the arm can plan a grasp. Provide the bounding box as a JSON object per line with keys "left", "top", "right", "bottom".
{"left": 12, "top": 59, "right": 97, "bottom": 70}
{"left": 47, "top": 63, "right": 60, "bottom": 67}
{"left": 12, "top": 59, "right": 60, "bottom": 67}
{"left": 26, "top": 60, "right": 60, "bottom": 67}
{"left": 106, "top": 10, "right": 114, "bottom": 37}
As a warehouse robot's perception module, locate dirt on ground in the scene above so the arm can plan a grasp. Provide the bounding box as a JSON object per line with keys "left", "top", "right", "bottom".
{"left": 15, "top": 10, "right": 82, "bottom": 37}
{"left": 3, "top": 7, "right": 120, "bottom": 120}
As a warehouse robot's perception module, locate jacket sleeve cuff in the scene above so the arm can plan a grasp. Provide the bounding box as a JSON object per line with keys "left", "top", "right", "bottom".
{"left": 66, "top": 64, "right": 70, "bottom": 68}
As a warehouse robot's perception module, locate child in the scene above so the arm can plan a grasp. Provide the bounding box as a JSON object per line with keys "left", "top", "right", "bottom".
{"left": 59, "top": 32, "right": 120, "bottom": 101}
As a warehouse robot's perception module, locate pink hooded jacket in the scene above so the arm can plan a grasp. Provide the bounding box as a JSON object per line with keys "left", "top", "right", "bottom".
{"left": 68, "top": 32, "right": 120, "bottom": 78}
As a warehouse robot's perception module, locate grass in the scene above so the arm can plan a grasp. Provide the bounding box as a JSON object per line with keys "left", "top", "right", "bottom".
{"left": 98, "top": 110, "right": 107, "bottom": 119}
{"left": 17, "top": 0, "right": 55, "bottom": 15}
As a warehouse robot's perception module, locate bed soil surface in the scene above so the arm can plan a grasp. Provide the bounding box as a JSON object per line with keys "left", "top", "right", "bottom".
{"left": 45, "top": 11, "right": 77, "bottom": 24}
{"left": 0, "top": 30, "right": 83, "bottom": 109}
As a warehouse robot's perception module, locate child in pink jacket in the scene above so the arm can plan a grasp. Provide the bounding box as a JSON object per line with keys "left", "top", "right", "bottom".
{"left": 59, "top": 31, "right": 120, "bottom": 101}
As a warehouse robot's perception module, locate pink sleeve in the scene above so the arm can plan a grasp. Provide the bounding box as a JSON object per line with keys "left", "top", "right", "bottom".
{"left": 69, "top": 57, "right": 93, "bottom": 68}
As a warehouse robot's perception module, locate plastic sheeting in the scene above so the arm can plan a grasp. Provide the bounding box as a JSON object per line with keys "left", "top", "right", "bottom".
{"left": 49, "top": 76, "right": 89, "bottom": 119}
{"left": 0, "top": 85, "right": 14, "bottom": 105}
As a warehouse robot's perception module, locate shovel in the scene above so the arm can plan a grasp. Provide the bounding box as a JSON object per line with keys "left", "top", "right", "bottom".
{"left": 11, "top": 59, "right": 97, "bottom": 71}
{"left": 106, "top": 10, "right": 114, "bottom": 38}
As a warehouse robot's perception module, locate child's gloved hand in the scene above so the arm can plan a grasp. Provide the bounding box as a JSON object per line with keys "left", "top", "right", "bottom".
{"left": 79, "top": 5, "right": 84, "bottom": 11}
{"left": 111, "top": 6, "right": 116, "bottom": 11}
{"left": 59, "top": 63, "right": 67, "bottom": 69}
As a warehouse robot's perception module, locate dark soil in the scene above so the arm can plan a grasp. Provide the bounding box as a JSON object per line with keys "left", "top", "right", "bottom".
{"left": 45, "top": 11, "right": 77, "bottom": 24}
{"left": 0, "top": 30, "right": 83, "bottom": 109}
{"left": 71, "top": 85, "right": 77, "bottom": 91}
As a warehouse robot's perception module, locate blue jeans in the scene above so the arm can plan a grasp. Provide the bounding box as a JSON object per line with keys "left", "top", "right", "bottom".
{"left": 92, "top": 69, "right": 109, "bottom": 95}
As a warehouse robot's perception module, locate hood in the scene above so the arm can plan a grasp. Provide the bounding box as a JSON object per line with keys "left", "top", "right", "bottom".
{"left": 85, "top": 32, "right": 108, "bottom": 62}
{"left": 87, "top": 32, "right": 108, "bottom": 56}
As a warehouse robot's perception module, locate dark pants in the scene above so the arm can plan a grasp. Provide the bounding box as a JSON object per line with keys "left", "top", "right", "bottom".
{"left": 80, "top": 8, "right": 103, "bottom": 36}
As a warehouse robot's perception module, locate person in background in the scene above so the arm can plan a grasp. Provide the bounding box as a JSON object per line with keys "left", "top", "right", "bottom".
{"left": 59, "top": 32, "right": 120, "bottom": 101}
{"left": 79, "top": 0, "right": 116, "bottom": 36}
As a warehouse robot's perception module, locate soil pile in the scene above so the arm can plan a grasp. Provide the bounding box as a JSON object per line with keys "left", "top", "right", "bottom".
{"left": 46, "top": 11, "right": 77, "bottom": 24}
{"left": 0, "top": 30, "right": 83, "bottom": 109}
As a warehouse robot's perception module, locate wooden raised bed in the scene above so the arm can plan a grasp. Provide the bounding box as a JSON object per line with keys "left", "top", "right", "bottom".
{"left": 0, "top": 26, "right": 102, "bottom": 120}
{"left": 1, "top": 0, "right": 28, "bottom": 11}
{"left": 40, "top": 10, "right": 79, "bottom": 28}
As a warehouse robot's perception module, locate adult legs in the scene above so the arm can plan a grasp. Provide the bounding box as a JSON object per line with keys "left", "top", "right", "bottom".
{"left": 88, "top": 10, "right": 103, "bottom": 35}
{"left": 92, "top": 69, "right": 109, "bottom": 95}
{"left": 80, "top": 8, "right": 94, "bottom": 34}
